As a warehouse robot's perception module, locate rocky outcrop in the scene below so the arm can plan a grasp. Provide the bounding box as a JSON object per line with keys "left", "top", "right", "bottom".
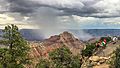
{"left": 81, "top": 40, "right": 120, "bottom": 68}
{"left": 81, "top": 41, "right": 120, "bottom": 68}
{"left": 42, "top": 31, "right": 85, "bottom": 55}
{"left": 81, "top": 55, "right": 111, "bottom": 68}
{"left": 28, "top": 31, "right": 85, "bottom": 68}
{"left": 94, "top": 40, "right": 120, "bottom": 57}
{"left": 89, "top": 56, "right": 101, "bottom": 62}
{"left": 93, "top": 64, "right": 110, "bottom": 68}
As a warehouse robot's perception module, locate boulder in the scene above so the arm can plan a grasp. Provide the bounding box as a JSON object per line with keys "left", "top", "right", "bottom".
{"left": 90, "top": 62, "right": 97, "bottom": 66}
{"left": 99, "top": 59, "right": 106, "bottom": 64}
{"left": 89, "top": 56, "right": 100, "bottom": 62}
{"left": 100, "top": 57, "right": 110, "bottom": 60}
{"left": 93, "top": 64, "right": 110, "bottom": 68}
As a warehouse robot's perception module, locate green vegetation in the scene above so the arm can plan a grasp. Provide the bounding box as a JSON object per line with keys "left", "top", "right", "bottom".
{"left": 114, "top": 45, "right": 120, "bottom": 68}
{"left": 49, "top": 45, "right": 72, "bottom": 68}
{"left": 81, "top": 43, "right": 95, "bottom": 57}
{"left": 36, "top": 59, "right": 50, "bottom": 68}
{"left": 107, "top": 53, "right": 115, "bottom": 68}
{"left": 0, "top": 24, "right": 30, "bottom": 68}
{"left": 36, "top": 45, "right": 82, "bottom": 68}
{"left": 81, "top": 36, "right": 112, "bottom": 57}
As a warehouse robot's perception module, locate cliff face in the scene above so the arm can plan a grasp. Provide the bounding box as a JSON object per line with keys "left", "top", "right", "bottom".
{"left": 29, "top": 31, "right": 84, "bottom": 58}
{"left": 43, "top": 31, "right": 84, "bottom": 54}
{"left": 27, "top": 31, "right": 85, "bottom": 68}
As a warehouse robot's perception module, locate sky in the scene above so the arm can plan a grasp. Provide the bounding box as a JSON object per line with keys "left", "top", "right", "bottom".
{"left": 0, "top": 0, "right": 120, "bottom": 29}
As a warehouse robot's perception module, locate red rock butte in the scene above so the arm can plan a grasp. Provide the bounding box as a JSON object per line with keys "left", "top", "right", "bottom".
{"left": 27, "top": 31, "right": 85, "bottom": 68}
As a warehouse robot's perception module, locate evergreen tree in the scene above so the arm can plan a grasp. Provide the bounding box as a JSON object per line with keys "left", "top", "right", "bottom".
{"left": 49, "top": 45, "right": 81, "bottom": 68}
{"left": 36, "top": 45, "right": 82, "bottom": 68}
{"left": 0, "top": 24, "right": 29, "bottom": 68}
{"left": 81, "top": 43, "right": 95, "bottom": 57}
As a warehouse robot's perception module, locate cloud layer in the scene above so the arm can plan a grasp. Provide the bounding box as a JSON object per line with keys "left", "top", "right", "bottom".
{"left": 4, "top": 0, "right": 120, "bottom": 18}
{"left": 0, "top": 13, "right": 38, "bottom": 29}
{"left": 0, "top": 0, "right": 120, "bottom": 29}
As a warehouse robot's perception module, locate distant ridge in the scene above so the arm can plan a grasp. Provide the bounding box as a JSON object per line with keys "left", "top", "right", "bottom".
{"left": 0, "top": 29, "right": 120, "bottom": 41}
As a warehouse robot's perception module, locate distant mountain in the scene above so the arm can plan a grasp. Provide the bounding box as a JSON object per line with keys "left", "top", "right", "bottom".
{"left": 29, "top": 31, "right": 85, "bottom": 58}
{"left": 43, "top": 31, "right": 85, "bottom": 54}
{"left": 0, "top": 29, "right": 120, "bottom": 41}
{"left": 17, "top": 29, "right": 120, "bottom": 41}
{"left": 82, "top": 29, "right": 120, "bottom": 37}
{"left": 28, "top": 31, "right": 85, "bottom": 67}
{"left": 0, "top": 29, "right": 44, "bottom": 41}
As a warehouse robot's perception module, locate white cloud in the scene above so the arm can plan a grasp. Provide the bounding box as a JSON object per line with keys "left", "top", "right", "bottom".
{"left": 102, "top": 17, "right": 120, "bottom": 24}
{"left": 0, "top": 14, "right": 39, "bottom": 29}
{"left": 59, "top": 15, "right": 120, "bottom": 29}
{"left": 59, "top": 15, "right": 99, "bottom": 27}
{"left": 71, "top": 15, "right": 97, "bottom": 23}
{"left": 93, "top": 0, "right": 120, "bottom": 17}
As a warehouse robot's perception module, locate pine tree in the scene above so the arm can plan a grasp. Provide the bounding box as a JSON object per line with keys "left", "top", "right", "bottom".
{"left": 0, "top": 24, "right": 30, "bottom": 68}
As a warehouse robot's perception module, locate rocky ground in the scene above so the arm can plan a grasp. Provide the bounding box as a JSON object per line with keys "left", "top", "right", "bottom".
{"left": 81, "top": 40, "right": 120, "bottom": 68}
{"left": 95, "top": 40, "right": 120, "bottom": 57}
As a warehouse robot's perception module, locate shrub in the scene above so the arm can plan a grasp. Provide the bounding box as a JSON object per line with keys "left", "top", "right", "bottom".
{"left": 36, "top": 45, "right": 82, "bottom": 68}
{"left": 35, "top": 59, "right": 50, "bottom": 68}
{"left": 114, "top": 45, "right": 120, "bottom": 68}
{"left": 81, "top": 43, "right": 95, "bottom": 57}
{"left": 49, "top": 45, "right": 81, "bottom": 68}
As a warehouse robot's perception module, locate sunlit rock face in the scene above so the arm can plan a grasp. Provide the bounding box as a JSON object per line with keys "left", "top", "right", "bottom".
{"left": 43, "top": 31, "right": 85, "bottom": 55}
{"left": 29, "top": 31, "right": 85, "bottom": 60}
{"left": 28, "top": 31, "right": 85, "bottom": 67}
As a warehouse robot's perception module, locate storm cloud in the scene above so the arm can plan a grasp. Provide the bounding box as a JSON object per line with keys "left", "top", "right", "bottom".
{"left": 0, "top": 0, "right": 120, "bottom": 29}
{"left": 3, "top": 0, "right": 119, "bottom": 18}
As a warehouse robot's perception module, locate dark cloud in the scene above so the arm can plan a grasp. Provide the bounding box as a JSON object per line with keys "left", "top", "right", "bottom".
{"left": 5, "top": 0, "right": 120, "bottom": 18}
{"left": 61, "top": 7, "right": 101, "bottom": 17}
{"left": 6, "top": 0, "right": 39, "bottom": 14}
{"left": 5, "top": 0, "right": 96, "bottom": 16}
